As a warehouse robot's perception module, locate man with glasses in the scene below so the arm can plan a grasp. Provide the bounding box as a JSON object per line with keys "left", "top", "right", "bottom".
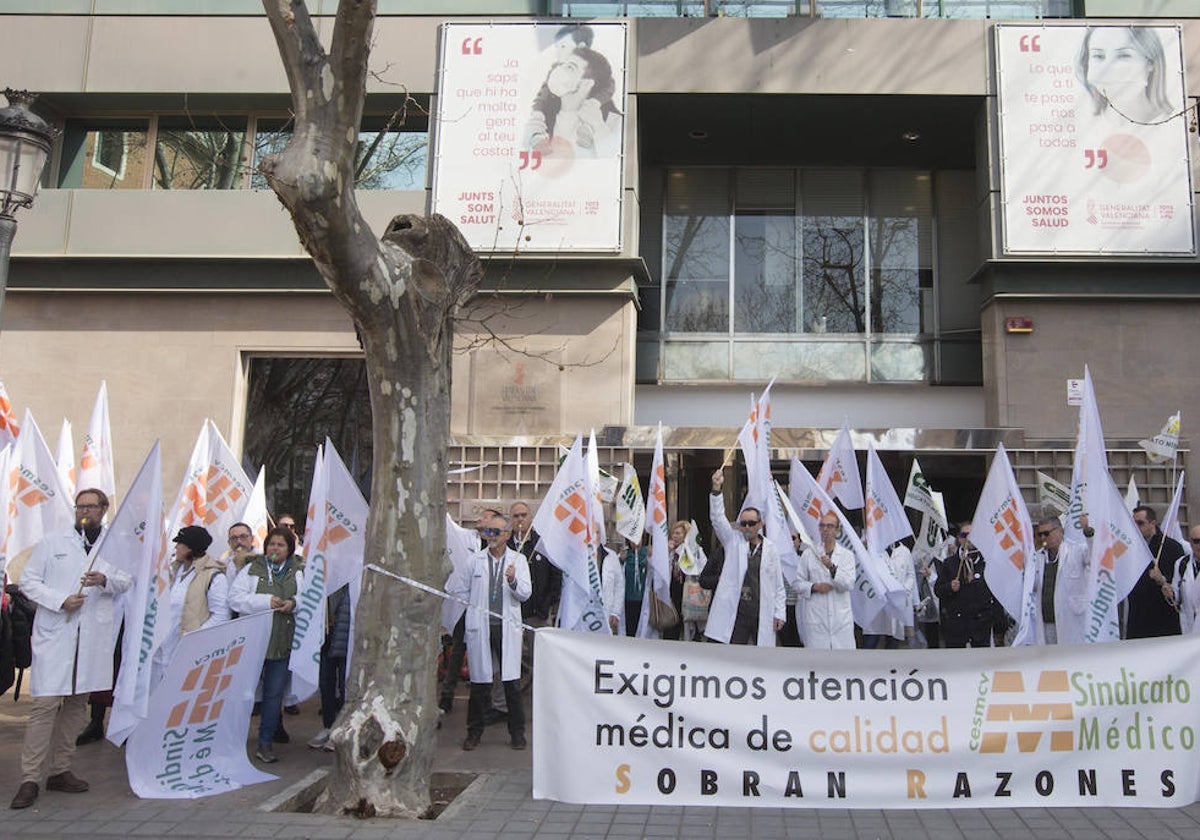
{"left": 706, "top": 470, "right": 786, "bottom": 646}
{"left": 455, "top": 514, "right": 531, "bottom": 751}
{"left": 1125, "top": 505, "right": 1184, "bottom": 639}
{"left": 935, "top": 522, "right": 1000, "bottom": 648}
{"left": 1032, "top": 516, "right": 1088, "bottom": 645}
{"left": 223, "top": 522, "right": 257, "bottom": 580}
{"left": 10, "top": 489, "right": 131, "bottom": 810}
{"left": 794, "top": 512, "right": 856, "bottom": 649}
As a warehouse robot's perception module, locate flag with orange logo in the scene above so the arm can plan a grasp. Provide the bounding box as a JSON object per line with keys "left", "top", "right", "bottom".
{"left": 864, "top": 443, "right": 913, "bottom": 554}
{"left": 126, "top": 610, "right": 276, "bottom": 798}
{"left": 3, "top": 410, "right": 74, "bottom": 585}
{"left": 55, "top": 419, "right": 76, "bottom": 500}
{"left": 789, "top": 457, "right": 891, "bottom": 628}
{"left": 636, "top": 424, "right": 671, "bottom": 639}
{"left": 103, "top": 442, "right": 169, "bottom": 745}
{"left": 78, "top": 380, "right": 116, "bottom": 500}
{"left": 243, "top": 467, "right": 268, "bottom": 551}
{"left": 1076, "top": 371, "right": 1155, "bottom": 643}
{"left": 736, "top": 393, "right": 765, "bottom": 512}
{"left": 0, "top": 381, "right": 18, "bottom": 450}
{"left": 969, "top": 444, "right": 1038, "bottom": 646}
{"left": 817, "top": 423, "right": 864, "bottom": 511}
{"left": 290, "top": 440, "right": 367, "bottom": 700}
{"left": 533, "top": 435, "right": 609, "bottom": 634}
{"left": 166, "top": 420, "right": 254, "bottom": 553}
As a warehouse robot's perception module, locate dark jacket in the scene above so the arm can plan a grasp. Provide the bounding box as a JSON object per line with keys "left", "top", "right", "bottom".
{"left": 1125, "top": 531, "right": 1185, "bottom": 639}
{"left": 324, "top": 584, "right": 352, "bottom": 660}
{"left": 510, "top": 528, "right": 561, "bottom": 620}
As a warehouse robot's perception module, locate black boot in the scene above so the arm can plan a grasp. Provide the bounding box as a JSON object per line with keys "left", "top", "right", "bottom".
{"left": 76, "top": 704, "right": 106, "bottom": 745}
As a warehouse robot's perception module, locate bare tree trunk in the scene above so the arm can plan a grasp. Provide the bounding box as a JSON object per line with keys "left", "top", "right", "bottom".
{"left": 259, "top": 0, "right": 481, "bottom": 816}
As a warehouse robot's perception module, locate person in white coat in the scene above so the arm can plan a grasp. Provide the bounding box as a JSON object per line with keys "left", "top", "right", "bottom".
{"left": 11, "top": 488, "right": 132, "bottom": 810}
{"left": 455, "top": 513, "right": 531, "bottom": 751}
{"left": 600, "top": 545, "right": 625, "bottom": 634}
{"left": 151, "top": 525, "right": 230, "bottom": 687}
{"left": 861, "top": 541, "right": 916, "bottom": 649}
{"left": 794, "top": 512, "right": 856, "bottom": 650}
{"left": 706, "top": 470, "right": 785, "bottom": 646}
{"left": 1032, "top": 516, "right": 1090, "bottom": 645}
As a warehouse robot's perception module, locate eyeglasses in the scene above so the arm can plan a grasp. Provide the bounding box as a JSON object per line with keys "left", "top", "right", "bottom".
{"left": 818, "top": 523, "right": 838, "bottom": 530}
{"left": 1190, "top": 538, "right": 1200, "bottom": 544}
{"left": 738, "top": 519, "right": 761, "bottom": 527}
{"left": 481, "top": 527, "right": 503, "bottom": 537}
{"left": 75, "top": 503, "right": 104, "bottom": 511}
{"left": 1035, "top": 530, "right": 1052, "bottom": 538}
{"left": 1133, "top": 519, "right": 1150, "bottom": 527}
{"left": 279, "top": 522, "right": 297, "bottom": 531}
{"left": 958, "top": 532, "right": 972, "bottom": 539}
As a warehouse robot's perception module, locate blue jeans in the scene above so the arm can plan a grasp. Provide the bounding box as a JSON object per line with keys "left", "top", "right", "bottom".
{"left": 258, "top": 657, "right": 289, "bottom": 747}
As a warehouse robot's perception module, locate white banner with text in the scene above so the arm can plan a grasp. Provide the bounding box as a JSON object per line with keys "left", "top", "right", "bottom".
{"left": 533, "top": 629, "right": 1200, "bottom": 809}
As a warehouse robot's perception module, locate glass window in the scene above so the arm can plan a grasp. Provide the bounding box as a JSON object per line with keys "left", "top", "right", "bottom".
{"left": 664, "top": 169, "right": 731, "bottom": 333}
{"left": 801, "top": 170, "right": 865, "bottom": 334}
{"left": 153, "top": 116, "right": 248, "bottom": 190}
{"left": 58, "top": 120, "right": 149, "bottom": 189}
{"left": 868, "top": 170, "right": 932, "bottom": 335}
{"left": 734, "top": 170, "right": 797, "bottom": 334}
{"left": 251, "top": 118, "right": 428, "bottom": 191}
{"left": 242, "top": 357, "right": 372, "bottom": 517}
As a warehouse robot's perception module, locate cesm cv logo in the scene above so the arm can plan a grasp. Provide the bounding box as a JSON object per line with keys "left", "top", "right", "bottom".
{"left": 974, "top": 670, "right": 1074, "bottom": 754}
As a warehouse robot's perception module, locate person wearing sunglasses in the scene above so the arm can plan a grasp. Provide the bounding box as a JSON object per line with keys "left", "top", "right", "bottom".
{"left": 1031, "top": 516, "right": 1089, "bottom": 645}
{"left": 794, "top": 512, "right": 856, "bottom": 650}
{"left": 453, "top": 514, "right": 531, "bottom": 751}
{"left": 934, "top": 523, "right": 1000, "bottom": 648}
{"left": 1125, "top": 505, "right": 1185, "bottom": 639}
{"left": 705, "top": 470, "right": 786, "bottom": 646}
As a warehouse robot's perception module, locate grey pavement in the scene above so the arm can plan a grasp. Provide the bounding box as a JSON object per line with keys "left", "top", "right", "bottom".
{"left": 4, "top": 689, "right": 1200, "bottom": 839}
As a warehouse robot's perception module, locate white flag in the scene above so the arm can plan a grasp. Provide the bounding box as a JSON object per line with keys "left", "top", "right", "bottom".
{"left": 1160, "top": 471, "right": 1186, "bottom": 550}
{"left": 3, "top": 411, "right": 75, "bottom": 584}
{"left": 865, "top": 443, "right": 913, "bottom": 552}
{"left": 678, "top": 519, "right": 708, "bottom": 576}
{"left": 79, "top": 381, "right": 116, "bottom": 499}
{"left": 0, "top": 381, "right": 18, "bottom": 450}
{"left": 789, "top": 457, "right": 890, "bottom": 628}
{"left": 911, "top": 504, "right": 949, "bottom": 568}
{"left": 776, "top": 478, "right": 813, "bottom": 550}
{"left": 1064, "top": 367, "right": 1105, "bottom": 548}
{"left": 754, "top": 387, "right": 795, "bottom": 583}
{"left": 614, "top": 463, "right": 646, "bottom": 545}
{"left": 243, "top": 467, "right": 269, "bottom": 550}
{"left": 1124, "top": 476, "right": 1140, "bottom": 514}
{"left": 166, "top": 420, "right": 255, "bottom": 549}
{"left": 903, "top": 458, "right": 947, "bottom": 529}
{"left": 817, "top": 423, "right": 864, "bottom": 510}
{"left": 1139, "top": 411, "right": 1181, "bottom": 464}
{"left": 105, "top": 442, "right": 168, "bottom": 746}
{"left": 736, "top": 394, "right": 765, "bottom": 513}
{"left": 0, "top": 444, "right": 11, "bottom": 577}
{"left": 125, "top": 611, "right": 277, "bottom": 799}
{"left": 289, "top": 444, "right": 327, "bottom": 702}
{"left": 55, "top": 419, "right": 76, "bottom": 500}
{"left": 637, "top": 424, "right": 672, "bottom": 639}
{"left": 533, "top": 436, "right": 609, "bottom": 634}
{"left": 1078, "top": 370, "right": 1157, "bottom": 643}
{"left": 1035, "top": 470, "right": 1071, "bottom": 515}
{"left": 969, "top": 444, "right": 1038, "bottom": 646}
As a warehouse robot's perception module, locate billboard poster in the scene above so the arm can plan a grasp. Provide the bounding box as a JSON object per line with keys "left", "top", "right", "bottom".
{"left": 433, "top": 21, "right": 627, "bottom": 253}
{"left": 534, "top": 628, "right": 1200, "bottom": 809}
{"left": 996, "top": 25, "right": 1195, "bottom": 255}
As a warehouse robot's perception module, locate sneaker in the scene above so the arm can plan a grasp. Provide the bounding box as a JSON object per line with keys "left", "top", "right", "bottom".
{"left": 284, "top": 704, "right": 300, "bottom": 716}
{"left": 255, "top": 744, "right": 278, "bottom": 763}
{"left": 273, "top": 724, "right": 290, "bottom": 744}
{"left": 462, "top": 736, "right": 480, "bottom": 751}
{"left": 322, "top": 740, "right": 335, "bottom": 753}
{"left": 75, "top": 718, "right": 104, "bottom": 746}
{"left": 510, "top": 735, "right": 527, "bottom": 751}
{"left": 307, "top": 728, "right": 330, "bottom": 749}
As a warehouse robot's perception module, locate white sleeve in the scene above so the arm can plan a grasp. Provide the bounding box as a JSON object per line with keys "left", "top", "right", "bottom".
{"left": 201, "top": 572, "right": 231, "bottom": 629}
{"left": 228, "top": 565, "right": 273, "bottom": 615}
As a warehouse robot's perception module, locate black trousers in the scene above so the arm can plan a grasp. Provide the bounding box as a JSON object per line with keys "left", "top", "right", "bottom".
{"left": 467, "top": 625, "right": 524, "bottom": 740}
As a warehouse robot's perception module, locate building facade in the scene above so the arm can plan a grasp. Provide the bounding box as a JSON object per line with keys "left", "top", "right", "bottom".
{"left": 1, "top": 1, "right": 1197, "bottom": 526}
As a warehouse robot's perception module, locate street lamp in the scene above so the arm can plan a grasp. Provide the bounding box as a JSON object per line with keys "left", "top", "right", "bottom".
{"left": 0, "top": 89, "right": 55, "bottom": 331}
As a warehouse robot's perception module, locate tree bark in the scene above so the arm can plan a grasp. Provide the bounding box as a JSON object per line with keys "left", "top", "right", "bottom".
{"left": 259, "top": 0, "right": 481, "bottom": 816}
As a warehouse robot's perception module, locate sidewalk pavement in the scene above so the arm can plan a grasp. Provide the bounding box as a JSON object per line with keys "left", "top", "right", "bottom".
{"left": 4, "top": 689, "right": 1200, "bottom": 839}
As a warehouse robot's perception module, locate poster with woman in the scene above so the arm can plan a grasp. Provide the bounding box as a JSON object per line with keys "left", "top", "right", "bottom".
{"left": 432, "top": 21, "right": 628, "bottom": 253}
{"left": 996, "top": 24, "right": 1195, "bottom": 256}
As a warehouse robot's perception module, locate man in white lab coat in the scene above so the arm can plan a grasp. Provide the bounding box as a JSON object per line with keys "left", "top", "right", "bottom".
{"left": 10, "top": 488, "right": 131, "bottom": 810}
{"left": 794, "top": 512, "right": 856, "bottom": 649}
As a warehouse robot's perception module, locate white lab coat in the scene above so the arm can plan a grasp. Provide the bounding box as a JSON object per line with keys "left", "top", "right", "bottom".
{"left": 860, "top": 544, "right": 917, "bottom": 641}
{"left": 706, "top": 494, "right": 786, "bottom": 646}
{"left": 601, "top": 547, "right": 625, "bottom": 630}
{"left": 21, "top": 528, "right": 131, "bottom": 696}
{"left": 455, "top": 546, "right": 530, "bottom": 683}
{"left": 793, "top": 543, "right": 856, "bottom": 650}
{"left": 1033, "top": 539, "right": 1090, "bottom": 645}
